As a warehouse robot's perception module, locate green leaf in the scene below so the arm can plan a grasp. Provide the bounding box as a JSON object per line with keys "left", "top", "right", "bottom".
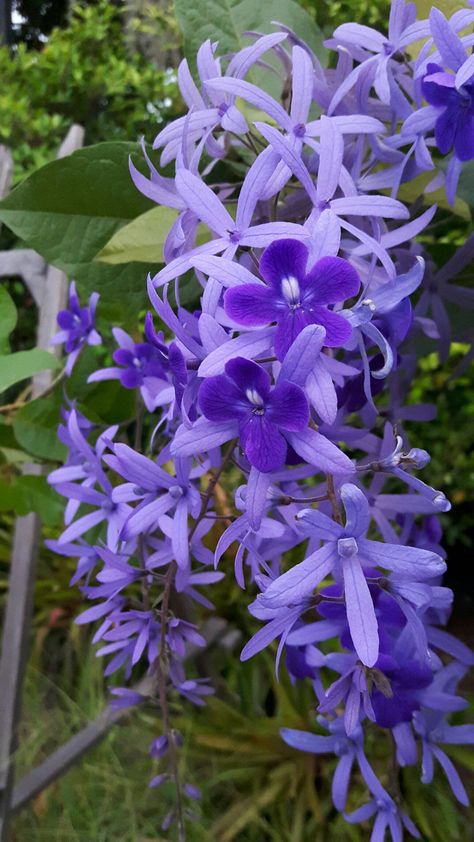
{"left": 12, "top": 394, "right": 66, "bottom": 460}
{"left": 75, "top": 259, "right": 160, "bottom": 316}
{"left": 0, "top": 349, "right": 59, "bottom": 394}
{"left": 0, "top": 478, "right": 29, "bottom": 515}
{"left": 0, "top": 141, "right": 153, "bottom": 274}
{"left": 96, "top": 205, "right": 179, "bottom": 264}
{"left": 175, "top": 0, "right": 325, "bottom": 70}
{"left": 0, "top": 287, "right": 17, "bottom": 351}
{"left": 16, "top": 475, "right": 65, "bottom": 526}
{"left": 0, "top": 141, "right": 163, "bottom": 315}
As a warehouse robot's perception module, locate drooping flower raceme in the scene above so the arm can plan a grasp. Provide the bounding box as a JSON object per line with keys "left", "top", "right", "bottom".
{"left": 47, "top": 3, "right": 473, "bottom": 838}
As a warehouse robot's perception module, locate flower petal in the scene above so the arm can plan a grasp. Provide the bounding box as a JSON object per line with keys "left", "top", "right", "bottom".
{"left": 342, "top": 556, "right": 379, "bottom": 666}
{"left": 286, "top": 428, "right": 354, "bottom": 475}
{"left": 259, "top": 238, "right": 309, "bottom": 288}
{"left": 171, "top": 417, "right": 238, "bottom": 456}
{"left": 358, "top": 538, "right": 446, "bottom": 579}
{"left": 225, "top": 356, "right": 271, "bottom": 397}
{"left": 240, "top": 415, "right": 287, "bottom": 472}
{"left": 435, "top": 106, "right": 458, "bottom": 154}
{"left": 341, "top": 484, "right": 370, "bottom": 537}
{"left": 281, "top": 728, "right": 336, "bottom": 754}
{"left": 224, "top": 285, "right": 279, "bottom": 325}
{"left": 261, "top": 543, "right": 335, "bottom": 607}
{"left": 310, "top": 306, "right": 352, "bottom": 347}
{"left": 304, "top": 256, "right": 360, "bottom": 305}
{"left": 267, "top": 382, "right": 309, "bottom": 431}
{"left": 274, "top": 308, "right": 314, "bottom": 360}
{"left": 199, "top": 374, "right": 247, "bottom": 421}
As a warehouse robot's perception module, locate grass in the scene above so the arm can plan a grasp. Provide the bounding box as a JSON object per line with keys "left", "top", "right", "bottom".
{"left": 8, "top": 645, "right": 474, "bottom": 842}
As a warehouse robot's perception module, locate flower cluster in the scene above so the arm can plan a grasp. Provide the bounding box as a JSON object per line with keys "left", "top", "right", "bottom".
{"left": 50, "top": 3, "right": 474, "bottom": 837}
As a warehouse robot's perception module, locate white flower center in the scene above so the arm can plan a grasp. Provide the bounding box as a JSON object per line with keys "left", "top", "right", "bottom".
{"left": 281, "top": 276, "right": 300, "bottom": 305}
{"left": 245, "top": 388, "right": 263, "bottom": 406}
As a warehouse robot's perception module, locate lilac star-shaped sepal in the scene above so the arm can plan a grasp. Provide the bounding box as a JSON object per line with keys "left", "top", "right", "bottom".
{"left": 199, "top": 357, "right": 309, "bottom": 472}
{"left": 422, "top": 62, "right": 474, "bottom": 161}
{"left": 224, "top": 239, "right": 360, "bottom": 360}
{"left": 259, "top": 483, "right": 446, "bottom": 667}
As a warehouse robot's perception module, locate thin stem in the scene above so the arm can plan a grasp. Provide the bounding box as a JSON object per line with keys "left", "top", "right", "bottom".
{"left": 156, "top": 564, "right": 185, "bottom": 840}
{"left": 327, "top": 474, "right": 343, "bottom": 525}
{"left": 280, "top": 493, "right": 330, "bottom": 505}
{"left": 202, "top": 513, "right": 236, "bottom": 521}
{"left": 153, "top": 439, "right": 237, "bottom": 839}
{"left": 189, "top": 439, "right": 237, "bottom": 540}
{"left": 0, "top": 365, "right": 66, "bottom": 414}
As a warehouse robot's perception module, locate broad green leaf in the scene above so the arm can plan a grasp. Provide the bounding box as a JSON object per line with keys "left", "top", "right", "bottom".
{"left": 0, "top": 478, "right": 28, "bottom": 514}
{"left": 16, "top": 474, "right": 65, "bottom": 526}
{"left": 75, "top": 259, "right": 159, "bottom": 315}
{"left": 0, "top": 286, "right": 17, "bottom": 351}
{"left": 13, "top": 394, "right": 66, "bottom": 460}
{"left": 0, "top": 142, "right": 153, "bottom": 274}
{"left": 0, "top": 349, "right": 59, "bottom": 394}
{"left": 0, "top": 142, "right": 162, "bottom": 315}
{"left": 0, "top": 473, "right": 63, "bottom": 524}
{"left": 175, "top": 0, "right": 325, "bottom": 70}
{"left": 96, "top": 205, "right": 179, "bottom": 264}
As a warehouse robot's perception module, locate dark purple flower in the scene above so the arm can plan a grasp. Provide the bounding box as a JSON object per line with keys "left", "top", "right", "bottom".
{"left": 422, "top": 62, "right": 474, "bottom": 161}
{"left": 53, "top": 282, "right": 101, "bottom": 374}
{"left": 369, "top": 655, "right": 433, "bottom": 728}
{"left": 224, "top": 239, "right": 360, "bottom": 360}
{"left": 199, "top": 357, "right": 309, "bottom": 472}
{"left": 88, "top": 328, "right": 170, "bottom": 412}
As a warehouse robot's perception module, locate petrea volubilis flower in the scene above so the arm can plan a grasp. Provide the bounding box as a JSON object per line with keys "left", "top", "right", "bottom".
{"left": 224, "top": 239, "right": 360, "bottom": 359}
{"left": 199, "top": 357, "right": 309, "bottom": 472}
{"left": 53, "top": 282, "right": 101, "bottom": 374}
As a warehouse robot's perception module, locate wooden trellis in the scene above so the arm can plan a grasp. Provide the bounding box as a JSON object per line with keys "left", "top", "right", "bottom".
{"left": 0, "top": 128, "right": 236, "bottom": 840}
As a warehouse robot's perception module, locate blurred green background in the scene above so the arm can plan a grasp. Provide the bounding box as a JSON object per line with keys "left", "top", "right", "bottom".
{"left": 0, "top": 1, "right": 473, "bottom": 840}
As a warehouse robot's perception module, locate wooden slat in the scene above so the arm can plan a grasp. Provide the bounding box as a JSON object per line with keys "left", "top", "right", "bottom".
{"left": 0, "top": 513, "right": 41, "bottom": 838}
{"left": 0, "top": 145, "right": 13, "bottom": 202}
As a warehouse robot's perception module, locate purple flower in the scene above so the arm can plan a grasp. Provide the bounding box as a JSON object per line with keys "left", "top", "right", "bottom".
{"left": 328, "top": 0, "right": 429, "bottom": 116}
{"left": 422, "top": 62, "right": 474, "bottom": 161}
{"left": 345, "top": 792, "right": 420, "bottom": 841}
{"left": 259, "top": 483, "right": 446, "bottom": 666}
{"left": 413, "top": 703, "right": 474, "bottom": 806}
{"left": 88, "top": 328, "right": 170, "bottom": 412}
{"left": 105, "top": 445, "right": 201, "bottom": 566}
{"left": 199, "top": 357, "right": 309, "bottom": 472}
{"left": 282, "top": 715, "right": 384, "bottom": 812}
{"left": 53, "top": 282, "right": 101, "bottom": 374}
{"left": 152, "top": 33, "right": 286, "bottom": 166}
{"left": 224, "top": 239, "right": 360, "bottom": 359}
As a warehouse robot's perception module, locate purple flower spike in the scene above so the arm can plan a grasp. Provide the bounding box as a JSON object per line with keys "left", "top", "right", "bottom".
{"left": 224, "top": 239, "right": 360, "bottom": 360}
{"left": 199, "top": 357, "right": 309, "bottom": 472}
{"left": 422, "top": 62, "right": 474, "bottom": 161}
